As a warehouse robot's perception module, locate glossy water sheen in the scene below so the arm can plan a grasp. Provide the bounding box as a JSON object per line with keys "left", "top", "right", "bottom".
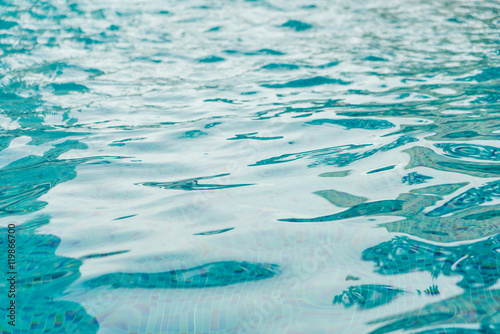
{"left": 0, "top": 0, "right": 499, "bottom": 333}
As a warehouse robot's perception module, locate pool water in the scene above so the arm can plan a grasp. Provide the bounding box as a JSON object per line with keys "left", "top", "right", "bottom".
{"left": 1, "top": 0, "right": 499, "bottom": 333}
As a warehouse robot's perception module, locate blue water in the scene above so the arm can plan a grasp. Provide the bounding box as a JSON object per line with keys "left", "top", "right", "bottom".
{"left": 0, "top": 0, "right": 499, "bottom": 333}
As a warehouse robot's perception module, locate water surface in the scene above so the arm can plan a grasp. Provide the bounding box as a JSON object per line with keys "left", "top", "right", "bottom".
{"left": 0, "top": 0, "right": 499, "bottom": 333}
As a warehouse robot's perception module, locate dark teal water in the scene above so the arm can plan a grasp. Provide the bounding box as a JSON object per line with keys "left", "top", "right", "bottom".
{"left": 0, "top": 0, "right": 499, "bottom": 333}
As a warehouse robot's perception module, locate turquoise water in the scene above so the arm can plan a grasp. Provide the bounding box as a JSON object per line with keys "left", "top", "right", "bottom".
{"left": 0, "top": 0, "right": 499, "bottom": 332}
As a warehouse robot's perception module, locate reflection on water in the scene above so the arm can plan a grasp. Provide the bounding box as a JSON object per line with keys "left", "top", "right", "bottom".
{"left": 1, "top": 0, "right": 499, "bottom": 332}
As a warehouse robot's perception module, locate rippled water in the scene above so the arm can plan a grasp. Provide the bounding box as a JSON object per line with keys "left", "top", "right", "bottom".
{"left": 0, "top": 0, "right": 499, "bottom": 333}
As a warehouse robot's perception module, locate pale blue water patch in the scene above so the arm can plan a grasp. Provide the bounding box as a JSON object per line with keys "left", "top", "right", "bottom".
{"left": 0, "top": 0, "right": 499, "bottom": 333}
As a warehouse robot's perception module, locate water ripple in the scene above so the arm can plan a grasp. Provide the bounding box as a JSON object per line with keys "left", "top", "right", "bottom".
{"left": 262, "top": 76, "right": 350, "bottom": 88}
{"left": 84, "top": 261, "right": 280, "bottom": 289}
{"left": 137, "top": 173, "right": 253, "bottom": 191}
